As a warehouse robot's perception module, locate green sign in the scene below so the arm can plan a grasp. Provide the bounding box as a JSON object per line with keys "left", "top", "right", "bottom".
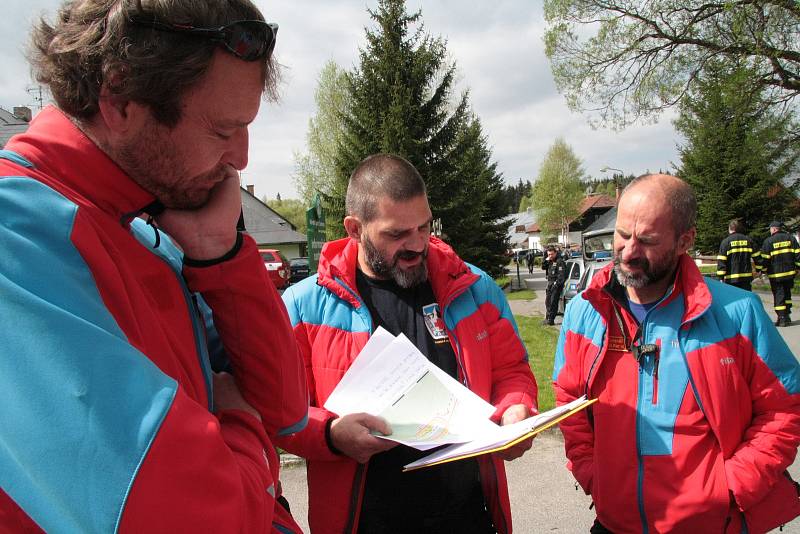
{"left": 306, "top": 193, "right": 326, "bottom": 274}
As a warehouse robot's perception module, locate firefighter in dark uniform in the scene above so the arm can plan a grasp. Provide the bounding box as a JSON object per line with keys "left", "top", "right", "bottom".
{"left": 761, "top": 221, "right": 800, "bottom": 327}
{"left": 716, "top": 219, "right": 761, "bottom": 291}
{"left": 542, "top": 245, "right": 566, "bottom": 325}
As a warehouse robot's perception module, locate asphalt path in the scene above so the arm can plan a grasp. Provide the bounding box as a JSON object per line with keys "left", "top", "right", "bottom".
{"left": 279, "top": 270, "right": 800, "bottom": 533}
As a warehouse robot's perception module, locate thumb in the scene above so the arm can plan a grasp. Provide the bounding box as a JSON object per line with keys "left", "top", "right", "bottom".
{"left": 361, "top": 414, "right": 393, "bottom": 436}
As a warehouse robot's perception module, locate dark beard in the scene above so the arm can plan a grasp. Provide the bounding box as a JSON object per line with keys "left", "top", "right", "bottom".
{"left": 613, "top": 251, "right": 676, "bottom": 289}
{"left": 362, "top": 234, "right": 428, "bottom": 289}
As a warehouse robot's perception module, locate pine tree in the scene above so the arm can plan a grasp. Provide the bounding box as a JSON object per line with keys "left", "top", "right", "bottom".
{"left": 675, "top": 63, "right": 800, "bottom": 252}
{"left": 324, "top": 0, "right": 505, "bottom": 274}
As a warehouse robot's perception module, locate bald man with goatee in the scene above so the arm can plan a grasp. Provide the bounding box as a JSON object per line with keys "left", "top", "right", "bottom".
{"left": 554, "top": 174, "right": 800, "bottom": 534}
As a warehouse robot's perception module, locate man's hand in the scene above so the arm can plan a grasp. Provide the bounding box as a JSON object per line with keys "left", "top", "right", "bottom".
{"left": 156, "top": 168, "right": 242, "bottom": 260}
{"left": 213, "top": 372, "right": 261, "bottom": 422}
{"left": 497, "top": 404, "right": 534, "bottom": 461}
{"left": 330, "top": 413, "right": 397, "bottom": 464}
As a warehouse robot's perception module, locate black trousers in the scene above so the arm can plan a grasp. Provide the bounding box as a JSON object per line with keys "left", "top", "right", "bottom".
{"left": 770, "top": 278, "right": 794, "bottom": 317}
{"left": 545, "top": 282, "right": 563, "bottom": 323}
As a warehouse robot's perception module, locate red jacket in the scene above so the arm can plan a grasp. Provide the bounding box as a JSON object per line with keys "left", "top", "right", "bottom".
{"left": 0, "top": 107, "right": 307, "bottom": 533}
{"left": 278, "top": 237, "right": 537, "bottom": 533}
{"left": 554, "top": 255, "right": 800, "bottom": 533}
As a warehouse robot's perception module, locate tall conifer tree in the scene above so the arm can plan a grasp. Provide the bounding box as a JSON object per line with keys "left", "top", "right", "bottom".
{"left": 330, "top": 0, "right": 509, "bottom": 273}
{"left": 675, "top": 63, "right": 799, "bottom": 251}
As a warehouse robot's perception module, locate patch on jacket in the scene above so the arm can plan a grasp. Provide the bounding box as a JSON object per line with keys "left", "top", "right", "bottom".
{"left": 422, "top": 303, "right": 448, "bottom": 342}
{"left": 607, "top": 335, "right": 629, "bottom": 353}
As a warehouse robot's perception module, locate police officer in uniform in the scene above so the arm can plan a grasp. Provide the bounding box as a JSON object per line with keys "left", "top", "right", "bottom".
{"left": 716, "top": 219, "right": 761, "bottom": 291}
{"left": 761, "top": 221, "right": 800, "bottom": 327}
{"left": 542, "top": 245, "right": 566, "bottom": 325}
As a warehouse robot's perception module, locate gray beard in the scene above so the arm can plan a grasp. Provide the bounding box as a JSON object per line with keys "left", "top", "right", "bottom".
{"left": 362, "top": 235, "right": 428, "bottom": 289}
{"left": 612, "top": 254, "right": 676, "bottom": 289}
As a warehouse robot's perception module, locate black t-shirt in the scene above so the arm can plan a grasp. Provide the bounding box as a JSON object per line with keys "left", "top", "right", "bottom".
{"left": 355, "top": 269, "right": 495, "bottom": 534}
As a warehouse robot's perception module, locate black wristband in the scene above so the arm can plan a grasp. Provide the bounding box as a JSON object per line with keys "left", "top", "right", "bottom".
{"left": 325, "top": 416, "right": 344, "bottom": 456}
{"left": 183, "top": 232, "right": 243, "bottom": 267}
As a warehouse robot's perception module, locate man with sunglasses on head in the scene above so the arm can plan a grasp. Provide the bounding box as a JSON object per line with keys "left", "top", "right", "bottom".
{"left": 0, "top": 1, "right": 307, "bottom": 532}
{"left": 554, "top": 174, "right": 800, "bottom": 533}
{"left": 277, "top": 154, "right": 538, "bottom": 534}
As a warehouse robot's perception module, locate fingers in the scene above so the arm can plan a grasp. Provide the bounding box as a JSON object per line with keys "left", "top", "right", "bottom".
{"left": 497, "top": 436, "right": 534, "bottom": 461}
{"left": 501, "top": 403, "right": 531, "bottom": 426}
{"left": 330, "top": 413, "right": 397, "bottom": 464}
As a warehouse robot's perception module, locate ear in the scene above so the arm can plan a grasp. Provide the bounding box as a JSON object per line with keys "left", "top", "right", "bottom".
{"left": 97, "top": 81, "right": 149, "bottom": 136}
{"left": 677, "top": 227, "right": 696, "bottom": 255}
{"left": 343, "top": 216, "right": 362, "bottom": 241}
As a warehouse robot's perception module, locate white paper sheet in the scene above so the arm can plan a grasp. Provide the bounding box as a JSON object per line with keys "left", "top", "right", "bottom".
{"left": 323, "top": 327, "right": 496, "bottom": 448}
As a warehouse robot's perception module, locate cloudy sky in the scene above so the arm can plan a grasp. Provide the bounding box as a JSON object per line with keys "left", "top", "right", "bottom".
{"left": 1, "top": 0, "right": 682, "bottom": 202}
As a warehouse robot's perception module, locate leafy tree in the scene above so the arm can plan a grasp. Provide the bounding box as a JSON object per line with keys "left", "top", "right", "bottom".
{"left": 543, "top": 0, "right": 800, "bottom": 129}
{"left": 325, "top": 0, "right": 508, "bottom": 273}
{"left": 675, "top": 63, "right": 800, "bottom": 252}
{"left": 265, "top": 197, "right": 308, "bottom": 234}
{"left": 293, "top": 61, "right": 348, "bottom": 204}
{"left": 528, "top": 138, "right": 586, "bottom": 244}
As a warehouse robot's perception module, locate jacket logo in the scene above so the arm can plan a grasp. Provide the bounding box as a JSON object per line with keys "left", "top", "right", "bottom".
{"left": 422, "top": 303, "right": 449, "bottom": 342}
{"left": 720, "top": 357, "right": 735, "bottom": 366}
{"left": 476, "top": 330, "right": 488, "bottom": 341}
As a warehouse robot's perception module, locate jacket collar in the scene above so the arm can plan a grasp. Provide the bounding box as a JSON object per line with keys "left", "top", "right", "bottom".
{"left": 5, "top": 106, "right": 156, "bottom": 225}
{"left": 316, "top": 235, "right": 478, "bottom": 307}
{"left": 583, "top": 253, "right": 711, "bottom": 325}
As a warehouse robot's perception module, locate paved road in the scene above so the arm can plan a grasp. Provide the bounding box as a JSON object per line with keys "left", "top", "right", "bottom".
{"left": 280, "top": 270, "right": 800, "bottom": 533}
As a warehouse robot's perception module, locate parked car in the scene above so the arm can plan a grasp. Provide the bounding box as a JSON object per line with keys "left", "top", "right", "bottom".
{"left": 559, "top": 228, "right": 615, "bottom": 314}
{"left": 259, "top": 248, "right": 290, "bottom": 289}
{"left": 558, "top": 257, "right": 584, "bottom": 315}
{"left": 289, "top": 257, "right": 310, "bottom": 284}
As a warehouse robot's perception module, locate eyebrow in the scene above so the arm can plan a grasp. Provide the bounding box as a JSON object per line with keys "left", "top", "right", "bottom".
{"left": 383, "top": 217, "right": 434, "bottom": 234}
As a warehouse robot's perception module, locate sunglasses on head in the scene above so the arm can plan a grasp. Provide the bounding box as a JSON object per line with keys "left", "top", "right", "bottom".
{"left": 129, "top": 17, "right": 278, "bottom": 61}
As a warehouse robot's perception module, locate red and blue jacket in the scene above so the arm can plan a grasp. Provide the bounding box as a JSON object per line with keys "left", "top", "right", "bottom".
{"left": 553, "top": 254, "right": 800, "bottom": 534}
{"left": 0, "top": 107, "right": 308, "bottom": 533}
{"left": 277, "top": 236, "right": 538, "bottom": 533}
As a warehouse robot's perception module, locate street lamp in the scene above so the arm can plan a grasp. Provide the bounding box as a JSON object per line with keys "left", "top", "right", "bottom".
{"left": 600, "top": 166, "right": 624, "bottom": 204}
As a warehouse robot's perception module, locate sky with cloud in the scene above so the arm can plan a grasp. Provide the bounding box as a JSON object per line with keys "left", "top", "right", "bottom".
{"left": 1, "top": 0, "right": 682, "bottom": 202}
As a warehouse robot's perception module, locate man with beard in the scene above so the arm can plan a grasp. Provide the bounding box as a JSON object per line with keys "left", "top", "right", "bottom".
{"left": 278, "top": 153, "right": 538, "bottom": 534}
{"left": 0, "top": 1, "right": 307, "bottom": 532}
{"left": 553, "top": 174, "right": 800, "bottom": 534}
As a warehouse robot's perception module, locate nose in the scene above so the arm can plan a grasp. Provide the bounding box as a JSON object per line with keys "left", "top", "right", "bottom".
{"left": 406, "top": 228, "right": 428, "bottom": 253}
{"left": 619, "top": 236, "right": 642, "bottom": 263}
{"left": 225, "top": 128, "right": 249, "bottom": 171}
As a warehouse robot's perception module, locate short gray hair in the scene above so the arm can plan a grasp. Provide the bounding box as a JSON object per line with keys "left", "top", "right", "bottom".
{"left": 620, "top": 174, "right": 697, "bottom": 236}
{"left": 345, "top": 154, "right": 427, "bottom": 222}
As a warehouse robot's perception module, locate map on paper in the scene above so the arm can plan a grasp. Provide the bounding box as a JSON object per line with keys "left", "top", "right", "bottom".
{"left": 324, "top": 328, "right": 496, "bottom": 448}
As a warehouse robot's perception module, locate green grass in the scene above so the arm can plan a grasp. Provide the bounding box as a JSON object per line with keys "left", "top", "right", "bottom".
{"left": 515, "top": 314, "right": 558, "bottom": 412}
{"left": 506, "top": 289, "right": 536, "bottom": 300}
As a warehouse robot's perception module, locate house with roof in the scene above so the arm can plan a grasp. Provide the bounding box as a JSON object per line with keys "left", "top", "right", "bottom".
{"left": 506, "top": 208, "right": 538, "bottom": 252}
{"left": 518, "top": 193, "right": 616, "bottom": 249}
{"left": 0, "top": 107, "right": 32, "bottom": 147}
{"left": 241, "top": 185, "right": 307, "bottom": 258}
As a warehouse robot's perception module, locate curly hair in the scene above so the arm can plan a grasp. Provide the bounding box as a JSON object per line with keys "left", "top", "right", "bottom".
{"left": 29, "top": 0, "right": 279, "bottom": 127}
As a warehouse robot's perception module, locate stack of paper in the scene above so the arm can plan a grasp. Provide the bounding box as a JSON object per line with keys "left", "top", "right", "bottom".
{"left": 323, "top": 327, "right": 596, "bottom": 468}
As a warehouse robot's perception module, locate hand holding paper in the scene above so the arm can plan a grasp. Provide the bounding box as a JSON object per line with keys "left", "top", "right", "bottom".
{"left": 329, "top": 413, "right": 396, "bottom": 464}
{"left": 496, "top": 404, "right": 534, "bottom": 461}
